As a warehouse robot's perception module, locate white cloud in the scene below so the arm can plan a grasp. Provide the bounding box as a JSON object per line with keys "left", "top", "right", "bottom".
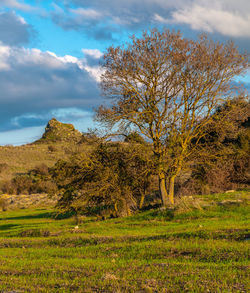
{"left": 83, "top": 65, "right": 103, "bottom": 83}
{"left": 3, "top": 0, "right": 250, "bottom": 39}
{"left": 0, "top": 43, "right": 10, "bottom": 70}
{"left": 4, "top": 47, "right": 103, "bottom": 80}
{"left": 46, "top": 49, "right": 103, "bottom": 82}
{"left": 0, "top": 44, "right": 102, "bottom": 131}
{"left": 171, "top": 4, "right": 250, "bottom": 37}
{"left": 17, "top": 14, "right": 26, "bottom": 24}
{"left": 82, "top": 49, "right": 103, "bottom": 59}
{"left": 12, "top": 48, "right": 68, "bottom": 68}
{"left": 153, "top": 13, "right": 168, "bottom": 24}
{"left": 0, "top": 0, "right": 34, "bottom": 11}
{"left": 70, "top": 7, "right": 101, "bottom": 19}
{"left": 81, "top": 49, "right": 104, "bottom": 82}
{"left": 0, "top": 11, "right": 33, "bottom": 46}
{"left": 57, "top": 0, "right": 250, "bottom": 39}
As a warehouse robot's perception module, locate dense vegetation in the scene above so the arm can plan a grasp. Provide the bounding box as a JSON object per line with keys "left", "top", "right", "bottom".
{"left": 52, "top": 142, "right": 154, "bottom": 217}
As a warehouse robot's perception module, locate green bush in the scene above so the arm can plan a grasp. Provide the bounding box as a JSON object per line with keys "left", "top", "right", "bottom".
{"left": 52, "top": 142, "right": 155, "bottom": 217}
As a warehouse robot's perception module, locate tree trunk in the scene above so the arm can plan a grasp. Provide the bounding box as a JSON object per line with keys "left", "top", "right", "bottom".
{"left": 114, "top": 202, "right": 119, "bottom": 217}
{"left": 168, "top": 176, "right": 175, "bottom": 205}
{"left": 159, "top": 172, "right": 168, "bottom": 207}
{"left": 139, "top": 193, "right": 145, "bottom": 209}
{"left": 126, "top": 205, "right": 131, "bottom": 216}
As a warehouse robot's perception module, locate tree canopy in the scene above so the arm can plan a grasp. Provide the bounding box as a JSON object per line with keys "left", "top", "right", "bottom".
{"left": 97, "top": 29, "right": 249, "bottom": 206}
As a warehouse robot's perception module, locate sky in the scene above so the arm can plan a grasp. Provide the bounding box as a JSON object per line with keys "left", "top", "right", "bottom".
{"left": 0, "top": 0, "right": 249, "bottom": 145}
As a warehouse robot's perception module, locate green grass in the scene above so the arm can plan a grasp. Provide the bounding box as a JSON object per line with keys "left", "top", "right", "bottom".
{"left": 0, "top": 191, "right": 249, "bottom": 292}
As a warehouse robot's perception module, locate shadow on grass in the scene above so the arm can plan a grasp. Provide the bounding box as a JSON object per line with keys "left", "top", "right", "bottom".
{"left": 1, "top": 209, "right": 77, "bottom": 221}
{"left": 1, "top": 212, "right": 55, "bottom": 221}
{"left": 0, "top": 224, "right": 19, "bottom": 230}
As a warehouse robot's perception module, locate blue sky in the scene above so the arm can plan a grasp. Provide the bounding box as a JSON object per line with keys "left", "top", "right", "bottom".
{"left": 0, "top": 0, "right": 249, "bottom": 145}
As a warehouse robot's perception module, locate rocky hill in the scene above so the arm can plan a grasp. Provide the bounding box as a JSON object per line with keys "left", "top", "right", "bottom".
{"left": 37, "top": 118, "right": 83, "bottom": 143}
{"left": 0, "top": 119, "right": 91, "bottom": 182}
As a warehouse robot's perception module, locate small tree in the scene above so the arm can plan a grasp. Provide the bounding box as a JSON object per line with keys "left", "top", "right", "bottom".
{"left": 52, "top": 143, "right": 154, "bottom": 217}
{"left": 97, "top": 29, "right": 248, "bottom": 206}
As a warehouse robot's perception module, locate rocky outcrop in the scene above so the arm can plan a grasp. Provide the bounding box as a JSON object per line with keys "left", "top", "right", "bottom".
{"left": 38, "top": 118, "right": 83, "bottom": 143}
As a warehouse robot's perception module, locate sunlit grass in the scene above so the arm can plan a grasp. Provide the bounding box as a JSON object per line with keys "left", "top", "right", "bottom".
{"left": 0, "top": 190, "right": 249, "bottom": 292}
{"left": 0, "top": 142, "right": 93, "bottom": 182}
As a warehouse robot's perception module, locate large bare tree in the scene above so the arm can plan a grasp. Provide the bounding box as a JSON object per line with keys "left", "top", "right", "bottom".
{"left": 96, "top": 29, "right": 248, "bottom": 206}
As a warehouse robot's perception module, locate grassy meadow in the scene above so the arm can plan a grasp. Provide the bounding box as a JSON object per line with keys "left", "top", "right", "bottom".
{"left": 0, "top": 190, "right": 249, "bottom": 292}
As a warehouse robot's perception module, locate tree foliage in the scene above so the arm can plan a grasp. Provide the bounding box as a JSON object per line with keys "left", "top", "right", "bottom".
{"left": 177, "top": 98, "right": 250, "bottom": 195}
{"left": 97, "top": 28, "right": 249, "bottom": 205}
{"left": 51, "top": 143, "right": 154, "bottom": 217}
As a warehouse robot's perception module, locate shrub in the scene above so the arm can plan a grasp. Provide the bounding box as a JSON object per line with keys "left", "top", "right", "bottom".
{"left": 0, "top": 180, "right": 16, "bottom": 195}
{"left": 34, "top": 180, "right": 58, "bottom": 195}
{"left": 48, "top": 145, "right": 57, "bottom": 152}
{"left": 32, "top": 163, "right": 49, "bottom": 176}
{"left": 52, "top": 143, "right": 155, "bottom": 217}
{"left": 12, "top": 175, "right": 33, "bottom": 195}
{"left": 0, "top": 197, "right": 7, "bottom": 211}
{"left": 0, "top": 163, "right": 9, "bottom": 174}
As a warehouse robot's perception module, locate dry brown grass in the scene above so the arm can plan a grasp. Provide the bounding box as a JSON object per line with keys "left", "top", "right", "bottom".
{"left": 0, "top": 193, "right": 57, "bottom": 210}
{"left": 0, "top": 142, "right": 92, "bottom": 182}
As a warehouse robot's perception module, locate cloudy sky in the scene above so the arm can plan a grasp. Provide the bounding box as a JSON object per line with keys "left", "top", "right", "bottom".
{"left": 0, "top": 0, "right": 249, "bottom": 145}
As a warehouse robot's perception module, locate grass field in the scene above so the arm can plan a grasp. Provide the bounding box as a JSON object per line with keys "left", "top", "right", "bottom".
{"left": 0, "top": 190, "right": 249, "bottom": 292}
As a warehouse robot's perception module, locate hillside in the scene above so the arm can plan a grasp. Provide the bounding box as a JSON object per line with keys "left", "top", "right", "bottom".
{"left": 0, "top": 119, "right": 91, "bottom": 182}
